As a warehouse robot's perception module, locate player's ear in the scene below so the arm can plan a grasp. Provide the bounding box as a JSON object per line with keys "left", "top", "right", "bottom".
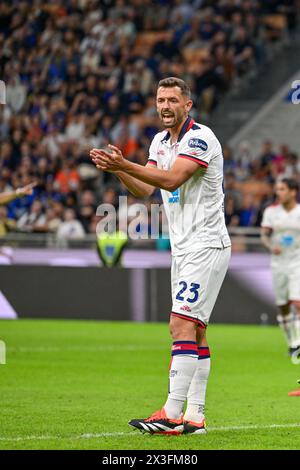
{"left": 186, "top": 99, "right": 193, "bottom": 112}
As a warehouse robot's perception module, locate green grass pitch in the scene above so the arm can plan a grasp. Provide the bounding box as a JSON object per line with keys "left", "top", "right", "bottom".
{"left": 0, "top": 319, "right": 300, "bottom": 450}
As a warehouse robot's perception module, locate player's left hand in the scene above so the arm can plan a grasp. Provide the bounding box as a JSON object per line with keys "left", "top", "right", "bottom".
{"left": 90, "top": 145, "right": 125, "bottom": 172}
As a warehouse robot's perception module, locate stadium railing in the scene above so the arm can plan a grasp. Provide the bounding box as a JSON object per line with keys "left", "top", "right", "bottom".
{"left": 0, "top": 227, "right": 263, "bottom": 251}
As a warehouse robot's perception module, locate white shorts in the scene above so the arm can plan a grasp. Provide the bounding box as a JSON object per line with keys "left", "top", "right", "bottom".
{"left": 272, "top": 263, "right": 300, "bottom": 306}
{"left": 171, "top": 246, "right": 231, "bottom": 328}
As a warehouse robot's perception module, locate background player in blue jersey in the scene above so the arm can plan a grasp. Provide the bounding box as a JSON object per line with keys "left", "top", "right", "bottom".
{"left": 0, "top": 182, "right": 36, "bottom": 205}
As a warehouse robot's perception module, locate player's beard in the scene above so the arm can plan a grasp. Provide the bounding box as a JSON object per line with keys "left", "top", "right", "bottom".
{"left": 160, "top": 109, "right": 185, "bottom": 128}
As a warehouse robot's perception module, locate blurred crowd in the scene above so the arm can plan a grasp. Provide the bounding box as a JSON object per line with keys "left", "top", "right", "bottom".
{"left": 0, "top": 0, "right": 299, "bottom": 240}
{"left": 223, "top": 140, "right": 300, "bottom": 228}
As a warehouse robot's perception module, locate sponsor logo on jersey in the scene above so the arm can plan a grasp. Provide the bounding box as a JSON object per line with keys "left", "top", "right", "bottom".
{"left": 157, "top": 150, "right": 165, "bottom": 156}
{"left": 168, "top": 188, "right": 180, "bottom": 203}
{"left": 180, "top": 305, "right": 192, "bottom": 312}
{"left": 280, "top": 235, "right": 294, "bottom": 247}
{"left": 188, "top": 138, "right": 208, "bottom": 151}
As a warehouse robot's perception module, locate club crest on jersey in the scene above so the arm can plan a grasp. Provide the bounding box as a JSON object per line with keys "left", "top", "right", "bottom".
{"left": 188, "top": 138, "right": 208, "bottom": 151}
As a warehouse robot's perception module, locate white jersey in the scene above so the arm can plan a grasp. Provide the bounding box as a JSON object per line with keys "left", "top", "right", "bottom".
{"left": 147, "top": 117, "right": 231, "bottom": 255}
{"left": 261, "top": 203, "right": 300, "bottom": 264}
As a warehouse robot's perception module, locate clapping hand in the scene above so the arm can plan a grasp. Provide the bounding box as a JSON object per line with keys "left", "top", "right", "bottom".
{"left": 90, "top": 145, "right": 125, "bottom": 172}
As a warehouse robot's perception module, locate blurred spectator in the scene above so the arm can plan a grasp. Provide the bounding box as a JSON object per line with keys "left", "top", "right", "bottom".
{"left": 0, "top": 206, "right": 16, "bottom": 237}
{"left": 77, "top": 189, "right": 97, "bottom": 233}
{"left": 225, "top": 196, "right": 240, "bottom": 227}
{"left": 256, "top": 140, "right": 276, "bottom": 180}
{"left": 16, "top": 200, "right": 46, "bottom": 232}
{"left": 56, "top": 208, "right": 85, "bottom": 240}
{"left": 43, "top": 207, "right": 62, "bottom": 234}
{"left": 54, "top": 160, "right": 80, "bottom": 194}
{"left": 238, "top": 194, "right": 258, "bottom": 227}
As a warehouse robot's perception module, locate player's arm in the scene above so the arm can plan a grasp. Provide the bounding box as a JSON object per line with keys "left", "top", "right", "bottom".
{"left": 114, "top": 166, "right": 156, "bottom": 198}
{"left": 261, "top": 226, "right": 282, "bottom": 255}
{"left": 0, "top": 182, "right": 36, "bottom": 205}
{"left": 260, "top": 226, "right": 272, "bottom": 251}
{"left": 90, "top": 145, "right": 201, "bottom": 192}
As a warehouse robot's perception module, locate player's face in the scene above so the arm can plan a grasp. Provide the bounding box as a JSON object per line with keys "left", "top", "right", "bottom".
{"left": 276, "top": 182, "right": 296, "bottom": 205}
{"left": 156, "top": 86, "right": 192, "bottom": 128}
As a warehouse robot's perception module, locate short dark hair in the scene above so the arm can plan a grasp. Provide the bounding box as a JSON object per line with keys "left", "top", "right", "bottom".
{"left": 281, "top": 178, "right": 299, "bottom": 193}
{"left": 157, "top": 77, "right": 191, "bottom": 98}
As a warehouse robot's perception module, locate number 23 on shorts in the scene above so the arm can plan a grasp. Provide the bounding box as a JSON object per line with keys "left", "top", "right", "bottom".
{"left": 175, "top": 281, "right": 200, "bottom": 303}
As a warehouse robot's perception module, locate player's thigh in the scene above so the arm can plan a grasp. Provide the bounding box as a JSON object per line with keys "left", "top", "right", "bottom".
{"left": 171, "top": 256, "right": 178, "bottom": 305}
{"left": 199, "top": 247, "right": 231, "bottom": 324}
{"left": 271, "top": 267, "right": 289, "bottom": 306}
{"left": 171, "top": 247, "right": 231, "bottom": 325}
{"left": 288, "top": 264, "right": 300, "bottom": 302}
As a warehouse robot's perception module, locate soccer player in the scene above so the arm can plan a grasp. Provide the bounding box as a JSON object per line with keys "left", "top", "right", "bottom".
{"left": 0, "top": 182, "right": 36, "bottom": 205}
{"left": 90, "top": 77, "right": 231, "bottom": 435}
{"left": 261, "top": 178, "right": 300, "bottom": 361}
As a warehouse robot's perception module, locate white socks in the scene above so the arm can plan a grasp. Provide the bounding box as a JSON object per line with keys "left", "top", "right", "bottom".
{"left": 184, "top": 347, "right": 211, "bottom": 423}
{"left": 164, "top": 342, "right": 211, "bottom": 423}
{"left": 277, "top": 312, "right": 300, "bottom": 348}
{"left": 164, "top": 341, "right": 198, "bottom": 419}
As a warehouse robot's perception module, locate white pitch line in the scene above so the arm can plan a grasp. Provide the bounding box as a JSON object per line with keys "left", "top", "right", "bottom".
{"left": 7, "top": 345, "right": 167, "bottom": 353}
{"left": 1, "top": 423, "right": 300, "bottom": 442}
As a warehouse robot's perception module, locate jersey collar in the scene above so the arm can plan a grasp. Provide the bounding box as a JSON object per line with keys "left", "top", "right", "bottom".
{"left": 178, "top": 116, "right": 195, "bottom": 142}
{"left": 161, "top": 116, "right": 195, "bottom": 145}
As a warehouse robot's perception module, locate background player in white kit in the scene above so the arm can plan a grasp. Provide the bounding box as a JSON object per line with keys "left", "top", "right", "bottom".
{"left": 261, "top": 178, "right": 300, "bottom": 361}
{"left": 90, "top": 77, "right": 231, "bottom": 435}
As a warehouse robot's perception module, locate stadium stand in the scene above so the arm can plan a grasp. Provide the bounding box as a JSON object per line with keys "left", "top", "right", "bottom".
{"left": 0, "top": 0, "right": 299, "bottom": 242}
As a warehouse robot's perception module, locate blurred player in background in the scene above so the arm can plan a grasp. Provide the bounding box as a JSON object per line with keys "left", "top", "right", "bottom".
{"left": 0, "top": 182, "right": 36, "bottom": 264}
{"left": 261, "top": 178, "right": 300, "bottom": 361}
{"left": 91, "top": 77, "right": 231, "bottom": 435}
{"left": 0, "top": 182, "right": 36, "bottom": 205}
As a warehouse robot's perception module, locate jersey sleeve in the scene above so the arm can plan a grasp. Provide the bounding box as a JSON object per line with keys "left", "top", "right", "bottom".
{"left": 147, "top": 136, "right": 158, "bottom": 166}
{"left": 261, "top": 207, "right": 273, "bottom": 229}
{"left": 177, "top": 131, "right": 216, "bottom": 168}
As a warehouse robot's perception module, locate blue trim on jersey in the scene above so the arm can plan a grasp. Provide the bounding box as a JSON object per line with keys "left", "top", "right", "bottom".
{"left": 177, "top": 116, "right": 193, "bottom": 142}
{"left": 198, "top": 355, "right": 210, "bottom": 360}
{"left": 161, "top": 131, "right": 170, "bottom": 143}
{"left": 173, "top": 341, "right": 197, "bottom": 345}
{"left": 172, "top": 350, "right": 199, "bottom": 356}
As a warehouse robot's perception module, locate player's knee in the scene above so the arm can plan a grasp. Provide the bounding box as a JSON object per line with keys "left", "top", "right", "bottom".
{"left": 169, "top": 316, "right": 197, "bottom": 341}
{"left": 196, "top": 326, "right": 207, "bottom": 345}
{"left": 278, "top": 304, "right": 290, "bottom": 316}
{"left": 291, "top": 301, "right": 300, "bottom": 315}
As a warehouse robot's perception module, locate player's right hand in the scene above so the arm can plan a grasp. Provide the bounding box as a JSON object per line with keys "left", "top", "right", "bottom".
{"left": 16, "top": 182, "right": 37, "bottom": 197}
{"left": 271, "top": 246, "right": 282, "bottom": 255}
